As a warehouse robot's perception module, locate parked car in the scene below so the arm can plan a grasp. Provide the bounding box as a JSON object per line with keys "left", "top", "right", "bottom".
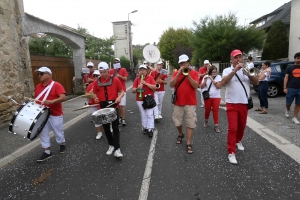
{"left": 253, "top": 61, "right": 294, "bottom": 97}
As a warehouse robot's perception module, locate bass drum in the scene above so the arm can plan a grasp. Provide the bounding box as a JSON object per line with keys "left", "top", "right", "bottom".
{"left": 9, "top": 101, "right": 50, "bottom": 141}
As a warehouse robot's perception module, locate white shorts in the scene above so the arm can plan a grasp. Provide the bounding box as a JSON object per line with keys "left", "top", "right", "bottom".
{"left": 119, "top": 92, "right": 126, "bottom": 106}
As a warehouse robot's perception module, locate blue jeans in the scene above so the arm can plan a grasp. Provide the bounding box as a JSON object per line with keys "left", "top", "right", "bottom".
{"left": 258, "top": 81, "right": 268, "bottom": 108}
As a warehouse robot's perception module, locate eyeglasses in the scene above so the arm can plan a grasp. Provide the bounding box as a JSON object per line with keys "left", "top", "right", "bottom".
{"left": 87, "top": 66, "right": 93, "bottom": 68}
{"left": 93, "top": 75, "right": 99, "bottom": 77}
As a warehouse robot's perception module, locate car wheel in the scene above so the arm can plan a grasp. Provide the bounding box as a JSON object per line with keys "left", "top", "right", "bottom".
{"left": 267, "top": 84, "right": 279, "bottom": 98}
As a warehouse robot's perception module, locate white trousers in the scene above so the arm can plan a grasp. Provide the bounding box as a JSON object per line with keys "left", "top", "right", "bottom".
{"left": 40, "top": 115, "right": 65, "bottom": 148}
{"left": 154, "top": 91, "right": 165, "bottom": 116}
{"left": 90, "top": 106, "right": 102, "bottom": 127}
{"left": 136, "top": 101, "right": 154, "bottom": 130}
{"left": 199, "top": 88, "right": 204, "bottom": 105}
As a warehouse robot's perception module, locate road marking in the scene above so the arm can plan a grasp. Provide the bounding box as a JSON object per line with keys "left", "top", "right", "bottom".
{"left": 139, "top": 129, "right": 158, "bottom": 200}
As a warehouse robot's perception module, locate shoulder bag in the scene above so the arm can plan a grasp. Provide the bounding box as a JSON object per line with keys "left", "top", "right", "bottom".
{"left": 171, "top": 76, "right": 186, "bottom": 104}
{"left": 235, "top": 74, "right": 253, "bottom": 109}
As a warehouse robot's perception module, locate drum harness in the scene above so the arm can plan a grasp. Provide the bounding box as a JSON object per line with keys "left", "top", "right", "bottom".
{"left": 35, "top": 81, "right": 55, "bottom": 104}
{"left": 97, "top": 76, "right": 116, "bottom": 108}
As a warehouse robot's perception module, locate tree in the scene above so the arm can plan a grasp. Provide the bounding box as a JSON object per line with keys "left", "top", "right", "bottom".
{"left": 120, "top": 56, "right": 130, "bottom": 72}
{"left": 191, "top": 12, "right": 265, "bottom": 63}
{"left": 132, "top": 43, "right": 150, "bottom": 69}
{"left": 158, "top": 28, "right": 194, "bottom": 69}
{"left": 262, "top": 20, "right": 289, "bottom": 60}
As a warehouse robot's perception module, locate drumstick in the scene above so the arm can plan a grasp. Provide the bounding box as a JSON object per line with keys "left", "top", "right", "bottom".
{"left": 106, "top": 102, "right": 116, "bottom": 108}
{"left": 73, "top": 104, "right": 98, "bottom": 111}
{"left": 24, "top": 97, "right": 43, "bottom": 103}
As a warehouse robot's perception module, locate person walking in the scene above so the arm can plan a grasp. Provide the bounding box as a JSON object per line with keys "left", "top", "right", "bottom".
{"left": 255, "top": 61, "right": 271, "bottom": 114}
{"left": 170, "top": 54, "right": 199, "bottom": 154}
{"left": 200, "top": 65, "right": 222, "bottom": 133}
{"left": 198, "top": 60, "right": 210, "bottom": 108}
{"left": 283, "top": 52, "right": 300, "bottom": 124}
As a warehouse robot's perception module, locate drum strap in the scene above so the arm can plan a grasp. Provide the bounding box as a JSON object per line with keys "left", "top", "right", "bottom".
{"left": 35, "top": 81, "right": 55, "bottom": 102}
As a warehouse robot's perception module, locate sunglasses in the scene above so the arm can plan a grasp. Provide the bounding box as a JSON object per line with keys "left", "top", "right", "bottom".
{"left": 93, "top": 75, "right": 99, "bottom": 77}
{"left": 87, "top": 66, "right": 93, "bottom": 68}
{"left": 114, "top": 62, "right": 119, "bottom": 64}
{"left": 38, "top": 72, "right": 47, "bottom": 76}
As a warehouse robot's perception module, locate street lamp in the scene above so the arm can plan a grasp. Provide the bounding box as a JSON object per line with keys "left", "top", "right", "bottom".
{"left": 128, "top": 10, "right": 138, "bottom": 72}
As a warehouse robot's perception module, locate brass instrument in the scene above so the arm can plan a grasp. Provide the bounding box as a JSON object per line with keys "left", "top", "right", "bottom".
{"left": 139, "top": 74, "right": 144, "bottom": 99}
{"left": 240, "top": 63, "right": 259, "bottom": 76}
{"left": 182, "top": 63, "right": 191, "bottom": 76}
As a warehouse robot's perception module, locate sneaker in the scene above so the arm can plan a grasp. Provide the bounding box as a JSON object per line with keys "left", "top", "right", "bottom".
{"left": 148, "top": 130, "right": 153, "bottom": 138}
{"left": 119, "top": 118, "right": 122, "bottom": 124}
{"left": 285, "top": 110, "right": 289, "bottom": 118}
{"left": 60, "top": 145, "right": 66, "bottom": 154}
{"left": 236, "top": 142, "right": 244, "bottom": 151}
{"left": 114, "top": 148, "right": 123, "bottom": 157}
{"left": 110, "top": 124, "right": 113, "bottom": 132}
{"left": 96, "top": 132, "right": 102, "bottom": 140}
{"left": 292, "top": 117, "right": 300, "bottom": 124}
{"left": 143, "top": 129, "right": 148, "bottom": 135}
{"left": 201, "top": 105, "right": 204, "bottom": 108}
{"left": 155, "top": 116, "right": 159, "bottom": 123}
{"left": 228, "top": 153, "right": 237, "bottom": 165}
{"left": 158, "top": 115, "right": 163, "bottom": 119}
{"left": 122, "top": 120, "right": 126, "bottom": 126}
{"left": 106, "top": 145, "right": 115, "bottom": 155}
{"left": 37, "top": 152, "right": 52, "bottom": 162}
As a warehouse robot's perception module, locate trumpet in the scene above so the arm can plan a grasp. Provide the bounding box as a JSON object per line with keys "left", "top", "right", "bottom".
{"left": 182, "top": 63, "right": 191, "bottom": 76}
{"left": 240, "top": 63, "right": 259, "bottom": 76}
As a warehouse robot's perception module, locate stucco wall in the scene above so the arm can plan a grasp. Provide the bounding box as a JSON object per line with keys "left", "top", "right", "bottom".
{"left": 289, "top": 0, "right": 300, "bottom": 60}
{"left": 0, "top": 0, "right": 34, "bottom": 125}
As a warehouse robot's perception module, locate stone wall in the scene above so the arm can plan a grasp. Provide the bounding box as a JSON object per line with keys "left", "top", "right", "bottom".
{"left": 0, "top": 0, "right": 34, "bottom": 125}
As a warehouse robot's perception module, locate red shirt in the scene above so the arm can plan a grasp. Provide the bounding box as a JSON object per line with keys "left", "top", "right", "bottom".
{"left": 92, "top": 76, "right": 123, "bottom": 108}
{"left": 150, "top": 70, "right": 168, "bottom": 92}
{"left": 83, "top": 73, "right": 95, "bottom": 84}
{"left": 34, "top": 80, "right": 66, "bottom": 116}
{"left": 109, "top": 68, "right": 128, "bottom": 91}
{"left": 198, "top": 66, "right": 208, "bottom": 83}
{"left": 85, "top": 83, "right": 100, "bottom": 109}
{"left": 172, "top": 70, "right": 198, "bottom": 106}
{"left": 133, "top": 75, "right": 156, "bottom": 101}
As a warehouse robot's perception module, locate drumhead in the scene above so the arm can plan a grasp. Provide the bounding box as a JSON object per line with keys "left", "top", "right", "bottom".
{"left": 28, "top": 107, "right": 50, "bottom": 141}
{"left": 92, "top": 108, "right": 115, "bottom": 116}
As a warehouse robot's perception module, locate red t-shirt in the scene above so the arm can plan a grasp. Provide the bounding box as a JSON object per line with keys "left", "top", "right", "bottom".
{"left": 83, "top": 73, "right": 95, "bottom": 84}
{"left": 109, "top": 68, "right": 128, "bottom": 91}
{"left": 92, "top": 76, "right": 123, "bottom": 108}
{"left": 85, "top": 83, "right": 100, "bottom": 109}
{"left": 172, "top": 70, "right": 198, "bottom": 106}
{"left": 198, "top": 66, "right": 208, "bottom": 83}
{"left": 34, "top": 80, "right": 66, "bottom": 116}
{"left": 133, "top": 75, "right": 156, "bottom": 101}
{"left": 150, "top": 70, "right": 168, "bottom": 92}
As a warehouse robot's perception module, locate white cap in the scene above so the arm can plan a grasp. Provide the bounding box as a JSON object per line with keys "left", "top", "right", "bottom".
{"left": 98, "top": 62, "right": 109, "bottom": 70}
{"left": 35, "top": 66, "right": 52, "bottom": 74}
{"left": 139, "top": 64, "right": 147, "bottom": 69}
{"left": 87, "top": 61, "right": 94, "bottom": 67}
{"left": 114, "top": 58, "right": 120, "bottom": 62}
{"left": 157, "top": 61, "right": 163, "bottom": 65}
{"left": 143, "top": 60, "right": 148, "bottom": 64}
{"left": 178, "top": 54, "right": 189, "bottom": 64}
{"left": 93, "top": 70, "right": 100, "bottom": 75}
{"left": 204, "top": 60, "right": 210, "bottom": 64}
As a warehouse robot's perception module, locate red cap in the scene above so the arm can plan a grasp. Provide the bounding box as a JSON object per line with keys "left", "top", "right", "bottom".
{"left": 230, "top": 49, "right": 242, "bottom": 57}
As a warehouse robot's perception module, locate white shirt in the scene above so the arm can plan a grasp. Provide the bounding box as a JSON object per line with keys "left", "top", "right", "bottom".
{"left": 201, "top": 75, "right": 222, "bottom": 98}
{"left": 259, "top": 70, "right": 269, "bottom": 81}
{"left": 247, "top": 62, "right": 254, "bottom": 69}
{"left": 222, "top": 66, "right": 250, "bottom": 104}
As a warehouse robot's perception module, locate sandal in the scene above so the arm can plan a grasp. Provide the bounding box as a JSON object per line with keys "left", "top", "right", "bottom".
{"left": 214, "top": 126, "right": 220, "bottom": 133}
{"left": 254, "top": 108, "right": 263, "bottom": 111}
{"left": 259, "top": 110, "right": 268, "bottom": 114}
{"left": 176, "top": 134, "right": 185, "bottom": 144}
{"left": 186, "top": 144, "right": 194, "bottom": 154}
{"left": 203, "top": 121, "right": 208, "bottom": 128}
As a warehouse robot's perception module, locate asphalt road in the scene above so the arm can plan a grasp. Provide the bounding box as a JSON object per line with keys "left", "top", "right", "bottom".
{"left": 0, "top": 77, "right": 300, "bottom": 200}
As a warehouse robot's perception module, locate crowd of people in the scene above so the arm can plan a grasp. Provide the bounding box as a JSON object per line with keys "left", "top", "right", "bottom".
{"left": 33, "top": 51, "right": 300, "bottom": 165}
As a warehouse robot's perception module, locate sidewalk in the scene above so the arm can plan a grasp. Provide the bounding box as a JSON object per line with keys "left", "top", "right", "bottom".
{"left": 0, "top": 80, "right": 134, "bottom": 168}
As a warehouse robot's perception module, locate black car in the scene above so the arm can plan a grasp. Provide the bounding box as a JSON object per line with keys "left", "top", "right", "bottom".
{"left": 254, "top": 61, "right": 294, "bottom": 97}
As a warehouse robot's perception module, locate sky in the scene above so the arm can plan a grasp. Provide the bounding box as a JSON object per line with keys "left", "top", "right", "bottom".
{"left": 23, "top": 0, "right": 291, "bottom": 45}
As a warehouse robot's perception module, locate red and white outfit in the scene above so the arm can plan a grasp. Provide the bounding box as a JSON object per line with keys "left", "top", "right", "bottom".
{"left": 86, "top": 83, "right": 101, "bottom": 128}
{"left": 198, "top": 66, "right": 208, "bottom": 106}
{"left": 150, "top": 70, "right": 168, "bottom": 117}
{"left": 133, "top": 75, "right": 156, "bottom": 131}
{"left": 222, "top": 66, "right": 250, "bottom": 154}
{"left": 35, "top": 80, "right": 66, "bottom": 149}
{"left": 109, "top": 68, "right": 128, "bottom": 106}
{"left": 201, "top": 75, "right": 222, "bottom": 124}
{"left": 83, "top": 73, "right": 95, "bottom": 86}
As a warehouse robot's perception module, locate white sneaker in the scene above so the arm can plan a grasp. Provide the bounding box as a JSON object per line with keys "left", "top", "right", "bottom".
{"left": 228, "top": 153, "right": 237, "bottom": 164}
{"left": 114, "top": 148, "right": 123, "bottom": 157}
{"left": 110, "top": 124, "right": 113, "bottom": 132}
{"left": 158, "top": 115, "right": 163, "bottom": 119}
{"left": 236, "top": 142, "right": 245, "bottom": 151}
{"left": 292, "top": 117, "right": 300, "bottom": 124}
{"left": 201, "top": 105, "right": 204, "bottom": 108}
{"left": 285, "top": 110, "right": 289, "bottom": 118}
{"left": 155, "top": 115, "right": 159, "bottom": 120}
{"left": 96, "top": 132, "right": 102, "bottom": 140}
{"left": 106, "top": 145, "right": 115, "bottom": 155}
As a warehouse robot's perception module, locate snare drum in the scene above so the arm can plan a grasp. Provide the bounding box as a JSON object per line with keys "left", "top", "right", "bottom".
{"left": 9, "top": 101, "right": 50, "bottom": 141}
{"left": 91, "top": 108, "right": 117, "bottom": 124}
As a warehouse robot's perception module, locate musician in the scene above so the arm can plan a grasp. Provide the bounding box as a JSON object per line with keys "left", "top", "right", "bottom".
{"left": 85, "top": 70, "right": 103, "bottom": 139}
{"left": 217, "top": 49, "right": 259, "bottom": 164}
{"left": 109, "top": 58, "right": 128, "bottom": 126}
{"left": 143, "top": 60, "right": 155, "bottom": 75}
{"left": 92, "top": 62, "right": 124, "bottom": 157}
{"left": 132, "top": 64, "right": 157, "bottom": 137}
{"left": 198, "top": 60, "right": 210, "bottom": 108}
{"left": 150, "top": 61, "right": 168, "bottom": 121}
{"left": 170, "top": 54, "right": 199, "bottom": 154}
{"left": 83, "top": 61, "right": 96, "bottom": 88}
{"left": 34, "top": 67, "right": 66, "bottom": 162}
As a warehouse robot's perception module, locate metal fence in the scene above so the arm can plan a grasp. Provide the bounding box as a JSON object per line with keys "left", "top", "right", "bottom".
{"left": 219, "top": 63, "right": 231, "bottom": 73}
